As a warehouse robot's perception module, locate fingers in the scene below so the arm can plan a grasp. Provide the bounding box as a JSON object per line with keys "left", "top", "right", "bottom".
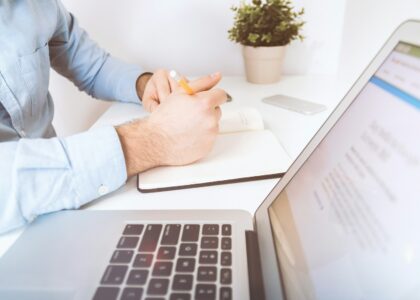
{"left": 187, "top": 72, "right": 222, "bottom": 93}
{"left": 214, "top": 106, "right": 222, "bottom": 121}
{"left": 154, "top": 70, "right": 172, "bottom": 101}
{"left": 199, "top": 88, "right": 228, "bottom": 108}
{"left": 168, "top": 76, "right": 178, "bottom": 92}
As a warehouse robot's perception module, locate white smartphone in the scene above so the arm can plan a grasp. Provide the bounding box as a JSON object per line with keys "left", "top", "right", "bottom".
{"left": 262, "top": 94, "right": 327, "bottom": 115}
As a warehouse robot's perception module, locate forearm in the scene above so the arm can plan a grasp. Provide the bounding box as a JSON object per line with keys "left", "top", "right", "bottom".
{"left": 115, "top": 118, "right": 166, "bottom": 177}
{"left": 90, "top": 55, "right": 144, "bottom": 103}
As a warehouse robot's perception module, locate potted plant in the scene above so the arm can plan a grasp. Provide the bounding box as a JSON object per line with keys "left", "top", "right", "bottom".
{"left": 228, "top": 0, "right": 304, "bottom": 84}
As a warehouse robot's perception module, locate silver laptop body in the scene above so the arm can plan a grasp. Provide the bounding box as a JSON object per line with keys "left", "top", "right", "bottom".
{"left": 1, "top": 20, "right": 420, "bottom": 300}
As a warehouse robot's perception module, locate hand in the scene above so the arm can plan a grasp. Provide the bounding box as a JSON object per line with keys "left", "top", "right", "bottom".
{"left": 139, "top": 69, "right": 222, "bottom": 112}
{"left": 116, "top": 86, "right": 228, "bottom": 177}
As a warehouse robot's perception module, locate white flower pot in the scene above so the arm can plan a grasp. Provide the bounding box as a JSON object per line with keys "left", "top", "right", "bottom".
{"left": 242, "top": 45, "right": 286, "bottom": 84}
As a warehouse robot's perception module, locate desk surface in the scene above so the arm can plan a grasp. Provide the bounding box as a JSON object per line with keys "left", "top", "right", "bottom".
{"left": 0, "top": 75, "right": 349, "bottom": 257}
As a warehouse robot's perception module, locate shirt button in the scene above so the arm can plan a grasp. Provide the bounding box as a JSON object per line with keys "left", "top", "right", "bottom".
{"left": 98, "top": 185, "right": 109, "bottom": 196}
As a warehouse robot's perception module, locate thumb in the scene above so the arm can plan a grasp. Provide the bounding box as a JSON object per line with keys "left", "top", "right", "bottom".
{"left": 188, "top": 72, "right": 222, "bottom": 93}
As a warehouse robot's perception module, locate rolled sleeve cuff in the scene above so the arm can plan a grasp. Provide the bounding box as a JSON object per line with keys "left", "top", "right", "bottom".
{"left": 63, "top": 126, "right": 127, "bottom": 206}
{"left": 92, "top": 56, "right": 144, "bottom": 104}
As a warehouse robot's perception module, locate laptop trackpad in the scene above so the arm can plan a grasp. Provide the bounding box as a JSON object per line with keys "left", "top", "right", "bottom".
{"left": 0, "top": 211, "right": 128, "bottom": 299}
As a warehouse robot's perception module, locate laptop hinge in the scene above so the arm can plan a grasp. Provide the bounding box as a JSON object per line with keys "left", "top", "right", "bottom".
{"left": 245, "top": 230, "right": 266, "bottom": 300}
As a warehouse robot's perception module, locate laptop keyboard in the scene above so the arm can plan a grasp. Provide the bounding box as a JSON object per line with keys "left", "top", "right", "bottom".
{"left": 93, "top": 223, "right": 233, "bottom": 300}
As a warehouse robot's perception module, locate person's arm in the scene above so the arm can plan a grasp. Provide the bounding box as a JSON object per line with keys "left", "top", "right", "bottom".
{"left": 0, "top": 126, "right": 127, "bottom": 234}
{"left": 48, "top": 1, "right": 222, "bottom": 110}
{"left": 0, "top": 84, "right": 227, "bottom": 234}
{"left": 116, "top": 88, "right": 227, "bottom": 177}
{"left": 48, "top": 0, "right": 144, "bottom": 103}
{"left": 0, "top": 0, "right": 227, "bottom": 234}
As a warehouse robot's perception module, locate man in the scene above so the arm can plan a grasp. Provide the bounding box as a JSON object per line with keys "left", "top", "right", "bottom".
{"left": 0, "top": 0, "right": 227, "bottom": 233}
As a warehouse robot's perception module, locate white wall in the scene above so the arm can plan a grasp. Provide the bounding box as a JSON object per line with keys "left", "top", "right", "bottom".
{"left": 51, "top": 0, "right": 346, "bottom": 136}
{"left": 285, "top": 0, "right": 346, "bottom": 75}
{"left": 50, "top": 0, "right": 420, "bottom": 137}
{"left": 338, "top": 0, "right": 420, "bottom": 85}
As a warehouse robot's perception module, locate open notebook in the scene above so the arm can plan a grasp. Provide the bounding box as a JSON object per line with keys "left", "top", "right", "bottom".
{"left": 138, "top": 107, "right": 292, "bottom": 192}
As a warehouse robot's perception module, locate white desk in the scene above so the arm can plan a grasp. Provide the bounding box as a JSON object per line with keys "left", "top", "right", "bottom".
{"left": 0, "top": 75, "right": 349, "bottom": 257}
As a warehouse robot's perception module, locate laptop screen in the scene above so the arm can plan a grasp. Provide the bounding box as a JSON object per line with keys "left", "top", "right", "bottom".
{"left": 268, "top": 42, "right": 420, "bottom": 300}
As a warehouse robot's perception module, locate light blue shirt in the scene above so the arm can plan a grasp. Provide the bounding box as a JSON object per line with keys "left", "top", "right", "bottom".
{"left": 0, "top": 0, "right": 144, "bottom": 233}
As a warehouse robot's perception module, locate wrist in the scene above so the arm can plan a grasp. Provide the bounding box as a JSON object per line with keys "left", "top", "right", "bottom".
{"left": 115, "top": 119, "right": 167, "bottom": 177}
{"left": 136, "top": 72, "right": 153, "bottom": 100}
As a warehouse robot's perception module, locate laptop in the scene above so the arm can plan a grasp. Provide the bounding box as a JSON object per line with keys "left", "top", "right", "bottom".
{"left": 1, "top": 20, "right": 420, "bottom": 300}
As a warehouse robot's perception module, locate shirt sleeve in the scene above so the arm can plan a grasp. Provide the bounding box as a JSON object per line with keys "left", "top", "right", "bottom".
{"left": 0, "top": 126, "right": 127, "bottom": 234}
{"left": 48, "top": 0, "right": 144, "bottom": 104}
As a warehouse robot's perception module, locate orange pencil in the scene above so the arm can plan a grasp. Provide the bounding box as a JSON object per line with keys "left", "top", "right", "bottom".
{"left": 169, "top": 70, "right": 194, "bottom": 95}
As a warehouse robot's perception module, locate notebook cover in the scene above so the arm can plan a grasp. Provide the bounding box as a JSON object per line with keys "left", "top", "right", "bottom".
{"left": 137, "top": 172, "right": 284, "bottom": 193}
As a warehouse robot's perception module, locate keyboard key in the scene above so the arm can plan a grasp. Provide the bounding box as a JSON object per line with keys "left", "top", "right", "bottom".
{"left": 222, "top": 225, "right": 231, "bottom": 236}
{"left": 178, "top": 243, "right": 197, "bottom": 256}
{"left": 202, "top": 224, "right": 219, "bottom": 235}
{"left": 101, "top": 265, "right": 128, "bottom": 285}
{"left": 123, "top": 224, "right": 144, "bottom": 235}
{"left": 195, "top": 284, "right": 216, "bottom": 300}
{"left": 139, "top": 225, "right": 162, "bottom": 252}
{"left": 152, "top": 261, "right": 173, "bottom": 276}
{"left": 110, "top": 250, "right": 134, "bottom": 264}
{"left": 117, "top": 236, "right": 139, "bottom": 249}
{"left": 176, "top": 258, "right": 195, "bottom": 272}
{"left": 221, "top": 238, "right": 231, "bottom": 250}
{"left": 181, "top": 225, "right": 199, "bottom": 242}
{"left": 133, "top": 253, "right": 153, "bottom": 268}
{"left": 127, "top": 269, "right": 149, "bottom": 285}
{"left": 161, "top": 224, "right": 181, "bottom": 245}
{"left": 172, "top": 274, "right": 193, "bottom": 290}
{"left": 197, "top": 266, "right": 217, "bottom": 282}
{"left": 221, "top": 252, "right": 232, "bottom": 266}
{"left": 147, "top": 278, "right": 169, "bottom": 295}
{"left": 199, "top": 251, "right": 217, "bottom": 264}
{"left": 157, "top": 246, "right": 176, "bottom": 260}
{"left": 121, "top": 287, "right": 143, "bottom": 300}
{"left": 220, "top": 287, "right": 232, "bottom": 300}
{"left": 220, "top": 268, "right": 232, "bottom": 284}
{"left": 93, "top": 287, "right": 119, "bottom": 300}
{"left": 200, "top": 237, "right": 218, "bottom": 249}
{"left": 170, "top": 293, "right": 191, "bottom": 300}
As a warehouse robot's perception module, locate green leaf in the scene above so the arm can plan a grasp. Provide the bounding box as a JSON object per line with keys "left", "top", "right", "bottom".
{"left": 228, "top": 0, "right": 305, "bottom": 46}
{"left": 248, "top": 33, "right": 260, "bottom": 44}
